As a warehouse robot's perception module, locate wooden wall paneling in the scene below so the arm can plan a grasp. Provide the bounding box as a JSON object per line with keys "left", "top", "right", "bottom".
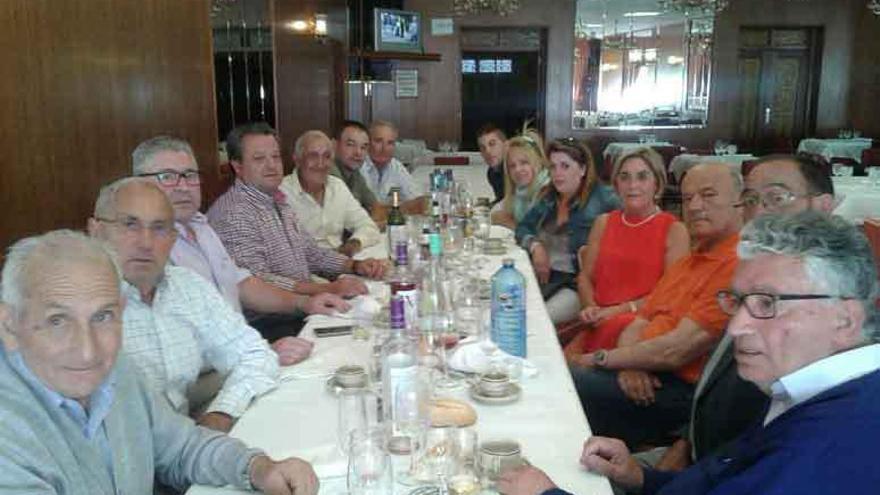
{"left": 273, "top": 0, "right": 347, "bottom": 172}
{"left": 0, "top": 0, "right": 218, "bottom": 251}
{"left": 849, "top": 10, "right": 880, "bottom": 139}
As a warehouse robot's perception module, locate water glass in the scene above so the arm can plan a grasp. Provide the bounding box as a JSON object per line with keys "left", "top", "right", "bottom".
{"left": 413, "top": 425, "right": 461, "bottom": 485}
{"left": 347, "top": 427, "right": 394, "bottom": 495}
{"left": 338, "top": 389, "right": 379, "bottom": 455}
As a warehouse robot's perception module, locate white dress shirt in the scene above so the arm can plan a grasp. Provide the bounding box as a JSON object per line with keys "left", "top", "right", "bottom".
{"left": 121, "top": 265, "right": 279, "bottom": 418}
{"left": 170, "top": 212, "right": 251, "bottom": 312}
{"left": 280, "top": 172, "right": 381, "bottom": 250}
{"left": 359, "top": 156, "right": 420, "bottom": 202}
{"left": 764, "top": 343, "right": 880, "bottom": 425}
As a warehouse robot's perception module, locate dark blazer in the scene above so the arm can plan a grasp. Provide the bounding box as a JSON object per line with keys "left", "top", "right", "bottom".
{"left": 690, "top": 336, "right": 768, "bottom": 460}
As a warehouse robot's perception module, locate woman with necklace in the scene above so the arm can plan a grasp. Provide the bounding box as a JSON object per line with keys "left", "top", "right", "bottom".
{"left": 564, "top": 147, "right": 689, "bottom": 357}
{"left": 516, "top": 137, "right": 620, "bottom": 324}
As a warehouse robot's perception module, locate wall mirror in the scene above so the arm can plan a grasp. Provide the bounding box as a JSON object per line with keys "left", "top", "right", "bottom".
{"left": 572, "top": 0, "right": 714, "bottom": 130}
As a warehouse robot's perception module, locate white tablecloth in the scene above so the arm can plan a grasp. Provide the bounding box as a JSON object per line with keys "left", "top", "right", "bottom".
{"left": 410, "top": 163, "right": 495, "bottom": 203}
{"left": 186, "top": 230, "right": 612, "bottom": 495}
{"left": 669, "top": 154, "right": 756, "bottom": 183}
{"left": 833, "top": 177, "right": 880, "bottom": 224}
{"left": 797, "top": 138, "right": 873, "bottom": 163}
{"left": 603, "top": 142, "right": 674, "bottom": 162}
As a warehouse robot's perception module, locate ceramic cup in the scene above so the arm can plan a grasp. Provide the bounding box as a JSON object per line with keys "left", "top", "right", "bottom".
{"left": 478, "top": 440, "right": 522, "bottom": 481}
{"left": 335, "top": 365, "right": 368, "bottom": 388}
{"left": 477, "top": 371, "right": 511, "bottom": 397}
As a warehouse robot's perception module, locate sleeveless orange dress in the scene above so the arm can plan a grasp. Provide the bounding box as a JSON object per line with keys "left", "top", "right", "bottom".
{"left": 571, "top": 209, "right": 676, "bottom": 352}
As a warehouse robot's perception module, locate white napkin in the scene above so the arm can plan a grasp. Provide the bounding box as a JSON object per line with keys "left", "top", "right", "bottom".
{"left": 297, "top": 444, "right": 348, "bottom": 480}
{"left": 306, "top": 295, "right": 382, "bottom": 327}
{"left": 447, "top": 337, "right": 538, "bottom": 378}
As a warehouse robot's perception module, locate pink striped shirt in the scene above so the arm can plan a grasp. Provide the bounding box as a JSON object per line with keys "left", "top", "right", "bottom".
{"left": 207, "top": 180, "right": 349, "bottom": 291}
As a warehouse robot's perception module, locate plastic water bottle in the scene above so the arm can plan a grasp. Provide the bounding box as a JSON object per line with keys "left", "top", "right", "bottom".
{"left": 490, "top": 258, "right": 527, "bottom": 357}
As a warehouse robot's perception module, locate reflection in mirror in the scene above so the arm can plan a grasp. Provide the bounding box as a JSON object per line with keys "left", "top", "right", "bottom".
{"left": 572, "top": 0, "right": 714, "bottom": 130}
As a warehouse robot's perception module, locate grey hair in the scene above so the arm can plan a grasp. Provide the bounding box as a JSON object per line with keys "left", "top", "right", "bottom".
{"left": 1, "top": 230, "right": 122, "bottom": 314}
{"left": 739, "top": 211, "right": 880, "bottom": 342}
{"left": 93, "top": 176, "right": 164, "bottom": 219}
{"left": 131, "top": 136, "right": 196, "bottom": 175}
{"left": 369, "top": 119, "right": 398, "bottom": 136}
{"left": 293, "top": 130, "right": 332, "bottom": 160}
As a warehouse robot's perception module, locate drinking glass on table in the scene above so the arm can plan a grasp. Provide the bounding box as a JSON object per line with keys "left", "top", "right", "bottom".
{"left": 347, "top": 427, "right": 394, "bottom": 495}
{"left": 412, "top": 425, "right": 461, "bottom": 488}
{"left": 338, "top": 389, "right": 379, "bottom": 455}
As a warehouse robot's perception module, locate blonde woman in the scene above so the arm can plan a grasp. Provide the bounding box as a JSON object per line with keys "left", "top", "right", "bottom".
{"left": 565, "top": 147, "right": 689, "bottom": 357}
{"left": 490, "top": 129, "right": 550, "bottom": 229}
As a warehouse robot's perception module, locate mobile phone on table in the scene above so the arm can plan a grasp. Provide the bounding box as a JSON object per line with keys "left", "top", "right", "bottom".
{"left": 313, "top": 325, "right": 354, "bottom": 338}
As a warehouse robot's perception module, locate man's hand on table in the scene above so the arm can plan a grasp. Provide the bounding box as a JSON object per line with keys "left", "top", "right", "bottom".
{"left": 353, "top": 258, "right": 387, "bottom": 280}
{"left": 271, "top": 337, "right": 314, "bottom": 366}
{"left": 617, "top": 370, "right": 662, "bottom": 406}
{"left": 580, "top": 437, "right": 644, "bottom": 491}
{"left": 197, "top": 411, "right": 234, "bottom": 433}
{"left": 497, "top": 465, "right": 556, "bottom": 495}
{"left": 338, "top": 239, "right": 362, "bottom": 257}
{"left": 249, "top": 455, "right": 319, "bottom": 495}
{"left": 329, "top": 277, "right": 369, "bottom": 298}
{"left": 304, "top": 292, "right": 350, "bottom": 315}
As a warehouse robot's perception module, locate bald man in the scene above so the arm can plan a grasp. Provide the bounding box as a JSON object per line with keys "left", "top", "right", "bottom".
{"left": 280, "top": 130, "right": 380, "bottom": 257}
{"left": 89, "top": 178, "right": 279, "bottom": 433}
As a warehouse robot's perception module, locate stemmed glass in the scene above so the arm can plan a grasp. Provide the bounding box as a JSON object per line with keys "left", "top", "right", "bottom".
{"left": 414, "top": 425, "right": 461, "bottom": 489}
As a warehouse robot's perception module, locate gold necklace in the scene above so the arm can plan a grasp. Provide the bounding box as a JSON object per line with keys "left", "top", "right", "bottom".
{"left": 620, "top": 207, "right": 660, "bottom": 228}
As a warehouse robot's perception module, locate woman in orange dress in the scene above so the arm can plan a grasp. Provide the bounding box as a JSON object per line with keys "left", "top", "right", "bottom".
{"left": 564, "top": 147, "right": 689, "bottom": 357}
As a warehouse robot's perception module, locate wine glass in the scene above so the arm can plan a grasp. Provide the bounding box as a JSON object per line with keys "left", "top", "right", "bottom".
{"left": 415, "top": 425, "right": 461, "bottom": 487}
{"left": 347, "top": 427, "right": 394, "bottom": 495}
{"left": 338, "top": 389, "right": 379, "bottom": 455}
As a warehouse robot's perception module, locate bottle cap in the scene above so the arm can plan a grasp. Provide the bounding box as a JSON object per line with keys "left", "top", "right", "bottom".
{"left": 502, "top": 258, "right": 514, "bottom": 267}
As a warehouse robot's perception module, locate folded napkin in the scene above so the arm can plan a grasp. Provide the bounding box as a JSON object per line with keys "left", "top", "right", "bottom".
{"left": 447, "top": 337, "right": 537, "bottom": 378}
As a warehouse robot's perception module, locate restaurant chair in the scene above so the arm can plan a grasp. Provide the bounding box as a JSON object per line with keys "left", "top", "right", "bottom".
{"left": 829, "top": 156, "right": 863, "bottom": 176}
{"left": 862, "top": 148, "right": 880, "bottom": 169}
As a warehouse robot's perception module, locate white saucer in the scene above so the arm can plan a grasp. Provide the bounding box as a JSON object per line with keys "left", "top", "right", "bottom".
{"left": 468, "top": 382, "right": 521, "bottom": 404}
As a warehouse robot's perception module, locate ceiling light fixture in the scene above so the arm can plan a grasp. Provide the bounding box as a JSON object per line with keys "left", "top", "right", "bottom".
{"left": 657, "top": 0, "right": 729, "bottom": 15}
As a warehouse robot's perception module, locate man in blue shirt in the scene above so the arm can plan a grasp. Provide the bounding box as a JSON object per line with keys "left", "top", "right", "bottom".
{"left": 498, "top": 212, "right": 880, "bottom": 495}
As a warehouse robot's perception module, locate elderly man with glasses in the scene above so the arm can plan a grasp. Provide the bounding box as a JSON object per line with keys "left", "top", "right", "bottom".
{"left": 0, "top": 230, "right": 318, "bottom": 495}
{"left": 132, "top": 135, "right": 349, "bottom": 348}
{"left": 499, "top": 212, "right": 880, "bottom": 495}
{"left": 88, "top": 177, "right": 279, "bottom": 434}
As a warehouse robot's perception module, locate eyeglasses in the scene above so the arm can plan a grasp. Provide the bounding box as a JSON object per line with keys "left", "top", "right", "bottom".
{"left": 737, "top": 188, "right": 812, "bottom": 211}
{"left": 716, "top": 289, "right": 836, "bottom": 319}
{"left": 138, "top": 170, "right": 201, "bottom": 187}
{"left": 95, "top": 216, "right": 175, "bottom": 239}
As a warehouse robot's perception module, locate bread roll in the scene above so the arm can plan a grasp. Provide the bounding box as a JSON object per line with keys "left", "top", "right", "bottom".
{"left": 430, "top": 398, "right": 477, "bottom": 427}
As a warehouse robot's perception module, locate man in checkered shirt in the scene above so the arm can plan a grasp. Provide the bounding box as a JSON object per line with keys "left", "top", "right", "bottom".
{"left": 89, "top": 177, "right": 279, "bottom": 433}
{"left": 208, "top": 122, "right": 386, "bottom": 298}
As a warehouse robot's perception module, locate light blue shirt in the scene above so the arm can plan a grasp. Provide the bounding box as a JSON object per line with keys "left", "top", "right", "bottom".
{"left": 764, "top": 343, "right": 880, "bottom": 425}
{"left": 360, "top": 156, "right": 420, "bottom": 202}
{"left": 8, "top": 351, "right": 117, "bottom": 480}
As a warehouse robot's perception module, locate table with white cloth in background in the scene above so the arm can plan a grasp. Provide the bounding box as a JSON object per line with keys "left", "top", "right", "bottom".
{"left": 411, "top": 163, "right": 495, "bottom": 202}
{"left": 186, "top": 229, "right": 612, "bottom": 495}
{"left": 603, "top": 142, "right": 674, "bottom": 164}
{"left": 797, "top": 138, "right": 873, "bottom": 163}
{"left": 669, "top": 153, "right": 756, "bottom": 183}
{"left": 833, "top": 176, "right": 880, "bottom": 224}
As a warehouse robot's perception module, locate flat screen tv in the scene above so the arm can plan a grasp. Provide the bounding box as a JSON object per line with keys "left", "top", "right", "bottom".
{"left": 373, "top": 8, "right": 422, "bottom": 53}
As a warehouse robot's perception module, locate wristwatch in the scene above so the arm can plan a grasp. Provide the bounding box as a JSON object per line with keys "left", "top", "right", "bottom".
{"left": 593, "top": 349, "right": 608, "bottom": 368}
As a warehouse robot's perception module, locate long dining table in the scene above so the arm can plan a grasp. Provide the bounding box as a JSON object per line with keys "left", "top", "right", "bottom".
{"left": 186, "top": 228, "right": 612, "bottom": 495}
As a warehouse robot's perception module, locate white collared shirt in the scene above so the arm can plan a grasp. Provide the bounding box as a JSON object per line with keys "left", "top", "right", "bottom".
{"left": 121, "top": 265, "right": 279, "bottom": 418}
{"left": 170, "top": 212, "right": 251, "bottom": 312}
{"left": 359, "top": 156, "right": 420, "bottom": 202}
{"left": 279, "top": 173, "right": 381, "bottom": 250}
{"left": 764, "top": 343, "right": 880, "bottom": 425}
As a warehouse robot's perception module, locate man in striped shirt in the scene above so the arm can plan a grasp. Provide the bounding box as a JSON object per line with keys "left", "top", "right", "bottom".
{"left": 208, "top": 122, "right": 386, "bottom": 297}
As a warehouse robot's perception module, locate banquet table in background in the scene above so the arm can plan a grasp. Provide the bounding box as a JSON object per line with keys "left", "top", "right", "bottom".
{"left": 833, "top": 176, "right": 880, "bottom": 224}
{"left": 797, "top": 138, "right": 873, "bottom": 163}
{"left": 669, "top": 153, "right": 757, "bottom": 183}
{"left": 410, "top": 163, "right": 495, "bottom": 203}
{"left": 186, "top": 229, "right": 612, "bottom": 495}
{"left": 411, "top": 152, "right": 487, "bottom": 170}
